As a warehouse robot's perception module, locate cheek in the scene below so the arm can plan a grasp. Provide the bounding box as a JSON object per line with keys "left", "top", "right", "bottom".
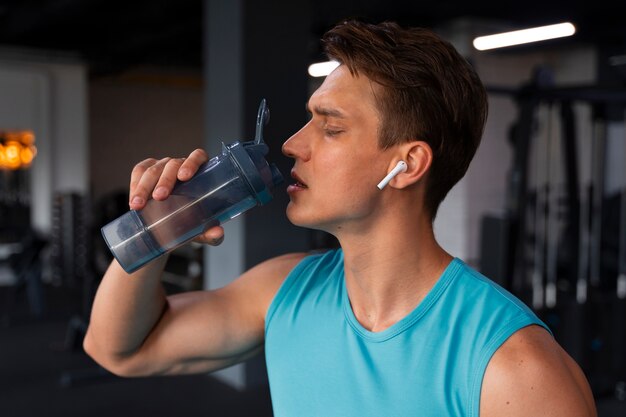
{"left": 327, "top": 167, "right": 380, "bottom": 210}
{"left": 322, "top": 164, "right": 366, "bottom": 193}
{"left": 332, "top": 161, "right": 383, "bottom": 191}
{"left": 312, "top": 142, "right": 385, "bottom": 205}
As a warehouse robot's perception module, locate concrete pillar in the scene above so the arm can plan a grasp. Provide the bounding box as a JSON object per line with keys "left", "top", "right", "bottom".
{"left": 203, "top": 0, "right": 311, "bottom": 389}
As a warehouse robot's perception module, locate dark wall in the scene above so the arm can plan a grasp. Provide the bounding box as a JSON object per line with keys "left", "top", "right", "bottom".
{"left": 243, "top": 0, "right": 313, "bottom": 270}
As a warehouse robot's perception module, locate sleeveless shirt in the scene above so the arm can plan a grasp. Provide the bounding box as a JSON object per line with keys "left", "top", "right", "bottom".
{"left": 265, "top": 249, "right": 549, "bottom": 417}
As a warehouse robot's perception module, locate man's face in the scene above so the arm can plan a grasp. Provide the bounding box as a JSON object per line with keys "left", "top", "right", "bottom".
{"left": 282, "top": 65, "right": 392, "bottom": 234}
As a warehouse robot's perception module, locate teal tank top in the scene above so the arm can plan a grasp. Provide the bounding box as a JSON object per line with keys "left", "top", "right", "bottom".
{"left": 265, "top": 249, "right": 550, "bottom": 417}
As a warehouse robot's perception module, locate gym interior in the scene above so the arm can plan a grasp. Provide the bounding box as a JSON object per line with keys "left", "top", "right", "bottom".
{"left": 1, "top": 1, "right": 625, "bottom": 416}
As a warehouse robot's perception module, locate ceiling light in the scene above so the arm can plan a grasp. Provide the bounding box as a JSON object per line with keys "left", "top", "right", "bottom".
{"left": 308, "top": 61, "right": 340, "bottom": 77}
{"left": 473, "top": 22, "right": 576, "bottom": 51}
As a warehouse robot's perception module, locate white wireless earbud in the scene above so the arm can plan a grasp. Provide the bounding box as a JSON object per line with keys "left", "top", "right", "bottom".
{"left": 377, "top": 161, "right": 407, "bottom": 190}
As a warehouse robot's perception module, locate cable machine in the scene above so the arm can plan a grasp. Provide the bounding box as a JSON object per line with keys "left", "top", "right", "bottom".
{"left": 482, "top": 70, "right": 626, "bottom": 399}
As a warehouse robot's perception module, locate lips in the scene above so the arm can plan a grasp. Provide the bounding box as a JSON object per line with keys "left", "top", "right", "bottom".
{"left": 287, "top": 171, "right": 308, "bottom": 194}
{"left": 291, "top": 171, "right": 308, "bottom": 188}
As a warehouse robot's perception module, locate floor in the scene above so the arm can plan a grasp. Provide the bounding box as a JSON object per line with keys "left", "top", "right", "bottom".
{"left": 0, "top": 286, "right": 274, "bottom": 417}
{"left": 2, "top": 285, "right": 626, "bottom": 417}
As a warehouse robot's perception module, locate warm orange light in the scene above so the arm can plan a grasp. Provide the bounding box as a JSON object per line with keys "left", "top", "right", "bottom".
{"left": 4, "top": 141, "right": 22, "bottom": 170}
{"left": 20, "top": 145, "right": 36, "bottom": 167}
{"left": 0, "top": 130, "right": 37, "bottom": 170}
{"left": 20, "top": 131, "right": 35, "bottom": 145}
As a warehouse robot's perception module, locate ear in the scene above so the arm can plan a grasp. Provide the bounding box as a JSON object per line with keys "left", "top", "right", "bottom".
{"left": 388, "top": 141, "right": 432, "bottom": 189}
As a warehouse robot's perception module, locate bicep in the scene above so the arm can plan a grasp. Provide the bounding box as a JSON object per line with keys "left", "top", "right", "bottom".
{"left": 113, "top": 252, "right": 307, "bottom": 376}
{"left": 480, "top": 325, "right": 597, "bottom": 417}
{"left": 131, "top": 289, "right": 265, "bottom": 375}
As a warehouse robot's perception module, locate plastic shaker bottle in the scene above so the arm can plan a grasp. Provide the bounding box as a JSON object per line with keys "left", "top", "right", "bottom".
{"left": 101, "top": 99, "right": 283, "bottom": 273}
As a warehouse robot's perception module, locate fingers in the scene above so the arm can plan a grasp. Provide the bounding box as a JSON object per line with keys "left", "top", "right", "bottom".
{"left": 129, "top": 157, "right": 174, "bottom": 209}
{"left": 128, "top": 149, "right": 209, "bottom": 210}
{"left": 178, "top": 149, "right": 209, "bottom": 181}
{"left": 153, "top": 157, "right": 185, "bottom": 200}
{"left": 193, "top": 225, "right": 225, "bottom": 246}
{"left": 129, "top": 158, "right": 161, "bottom": 209}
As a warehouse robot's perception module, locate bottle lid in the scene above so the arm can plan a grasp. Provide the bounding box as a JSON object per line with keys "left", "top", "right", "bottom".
{"left": 224, "top": 99, "right": 283, "bottom": 205}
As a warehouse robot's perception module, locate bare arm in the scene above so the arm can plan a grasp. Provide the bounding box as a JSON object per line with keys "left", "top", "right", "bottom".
{"left": 83, "top": 149, "right": 305, "bottom": 376}
{"left": 84, "top": 252, "right": 304, "bottom": 376}
{"left": 480, "top": 325, "right": 597, "bottom": 417}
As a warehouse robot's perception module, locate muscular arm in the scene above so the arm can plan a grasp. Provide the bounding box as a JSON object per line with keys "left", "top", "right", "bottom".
{"left": 84, "top": 149, "right": 307, "bottom": 376}
{"left": 480, "top": 325, "right": 597, "bottom": 417}
{"left": 84, "top": 252, "right": 305, "bottom": 377}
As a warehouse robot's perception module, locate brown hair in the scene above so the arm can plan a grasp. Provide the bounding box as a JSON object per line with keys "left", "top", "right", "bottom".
{"left": 323, "top": 20, "right": 488, "bottom": 219}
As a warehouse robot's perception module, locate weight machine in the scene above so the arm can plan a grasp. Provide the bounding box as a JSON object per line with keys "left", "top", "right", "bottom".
{"left": 481, "top": 69, "right": 626, "bottom": 399}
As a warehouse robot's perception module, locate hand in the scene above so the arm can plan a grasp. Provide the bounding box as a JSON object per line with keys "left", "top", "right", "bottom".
{"left": 128, "top": 149, "right": 225, "bottom": 246}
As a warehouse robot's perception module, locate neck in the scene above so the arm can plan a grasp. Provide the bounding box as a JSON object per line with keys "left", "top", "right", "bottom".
{"left": 333, "top": 203, "right": 452, "bottom": 333}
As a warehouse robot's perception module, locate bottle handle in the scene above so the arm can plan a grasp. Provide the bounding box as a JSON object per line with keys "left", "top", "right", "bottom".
{"left": 254, "top": 98, "right": 270, "bottom": 145}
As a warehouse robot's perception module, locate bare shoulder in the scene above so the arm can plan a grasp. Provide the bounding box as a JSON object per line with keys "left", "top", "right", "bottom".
{"left": 480, "top": 324, "right": 597, "bottom": 417}
{"left": 219, "top": 252, "right": 309, "bottom": 319}
{"left": 237, "top": 252, "right": 308, "bottom": 290}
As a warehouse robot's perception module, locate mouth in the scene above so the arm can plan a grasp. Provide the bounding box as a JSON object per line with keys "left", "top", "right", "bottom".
{"left": 289, "top": 171, "right": 308, "bottom": 190}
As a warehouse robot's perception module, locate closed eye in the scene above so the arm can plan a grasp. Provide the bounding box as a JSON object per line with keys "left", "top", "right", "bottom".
{"left": 324, "top": 129, "right": 344, "bottom": 137}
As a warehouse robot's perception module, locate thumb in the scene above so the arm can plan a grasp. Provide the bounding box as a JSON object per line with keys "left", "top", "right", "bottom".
{"left": 193, "top": 225, "right": 225, "bottom": 246}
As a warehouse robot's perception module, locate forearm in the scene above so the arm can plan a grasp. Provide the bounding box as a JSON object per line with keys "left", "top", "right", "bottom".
{"left": 84, "top": 256, "right": 169, "bottom": 362}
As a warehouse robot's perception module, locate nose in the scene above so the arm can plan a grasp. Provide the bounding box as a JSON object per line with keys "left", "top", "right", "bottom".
{"left": 282, "top": 122, "right": 311, "bottom": 161}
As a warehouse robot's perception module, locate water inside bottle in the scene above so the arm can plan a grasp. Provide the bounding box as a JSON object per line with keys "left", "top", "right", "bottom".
{"left": 107, "top": 175, "right": 257, "bottom": 272}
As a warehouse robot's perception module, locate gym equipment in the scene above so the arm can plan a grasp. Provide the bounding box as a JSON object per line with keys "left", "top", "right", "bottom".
{"left": 612, "top": 110, "right": 626, "bottom": 392}
{"left": 482, "top": 70, "right": 626, "bottom": 398}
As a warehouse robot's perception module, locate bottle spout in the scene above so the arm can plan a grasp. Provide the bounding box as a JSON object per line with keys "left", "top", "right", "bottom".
{"left": 270, "top": 163, "right": 284, "bottom": 187}
{"left": 254, "top": 98, "right": 270, "bottom": 145}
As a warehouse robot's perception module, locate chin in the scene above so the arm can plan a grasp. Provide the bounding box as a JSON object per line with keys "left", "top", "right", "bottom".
{"left": 286, "top": 204, "right": 332, "bottom": 232}
{"left": 286, "top": 206, "right": 312, "bottom": 228}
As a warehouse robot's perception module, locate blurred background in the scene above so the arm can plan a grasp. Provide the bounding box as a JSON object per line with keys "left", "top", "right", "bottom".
{"left": 0, "top": 0, "right": 625, "bottom": 416}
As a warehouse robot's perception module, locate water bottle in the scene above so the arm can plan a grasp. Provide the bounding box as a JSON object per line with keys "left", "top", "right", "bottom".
{"left": 101, "top": 99, "right": 283, "bottom": 273}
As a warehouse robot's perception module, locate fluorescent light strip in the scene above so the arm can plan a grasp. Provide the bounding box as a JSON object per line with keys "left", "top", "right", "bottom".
{"left": 308, "top": 61, "right": 340, "bottom": 77}
{"left": 473, "top": 22, "right": 576, "bottom": 51}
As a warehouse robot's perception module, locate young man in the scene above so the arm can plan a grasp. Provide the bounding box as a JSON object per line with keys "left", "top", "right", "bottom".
{"left": 84, "top": 20, "right": 597, "bottom": 416}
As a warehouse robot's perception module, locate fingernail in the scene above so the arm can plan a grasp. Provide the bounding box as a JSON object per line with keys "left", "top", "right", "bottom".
{"left": 154, "top": 186, "right": 168, "bottom": 199}
{"left": 131, "top": 196, "right": 144, "bottom": 206}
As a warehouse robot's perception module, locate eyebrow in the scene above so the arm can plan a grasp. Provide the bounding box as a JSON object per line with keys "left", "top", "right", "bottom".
{"left": 306, "top": 102, "right": 347, "bottom": 119}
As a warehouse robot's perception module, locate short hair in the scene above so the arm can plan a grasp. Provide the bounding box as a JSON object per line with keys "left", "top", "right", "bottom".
{"left": 322, "top": 20, "right": 488, "bottom": 220}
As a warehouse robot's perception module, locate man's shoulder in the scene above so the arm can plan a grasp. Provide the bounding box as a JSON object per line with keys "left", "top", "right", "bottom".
{"left": 259, "top": 252, "right": 311, "bottom": 272}
{"left": 255, "top": 249, "right": 340, "bottom": 278}
{"left": 240, "top": 249, "right": 341, "bottom": 316}
{"left": 480, "top": 325, "right": 597, "bottom": 417}
{"left": 240, "top": 252, "right": 310, "bottom": 290}
{"left": 441, "top": 260, "right": 535, "bottom": 322}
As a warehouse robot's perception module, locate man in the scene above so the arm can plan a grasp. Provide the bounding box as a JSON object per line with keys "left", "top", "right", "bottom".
{"left": 84, "top": 20, "right": 597, "bottom": 416}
